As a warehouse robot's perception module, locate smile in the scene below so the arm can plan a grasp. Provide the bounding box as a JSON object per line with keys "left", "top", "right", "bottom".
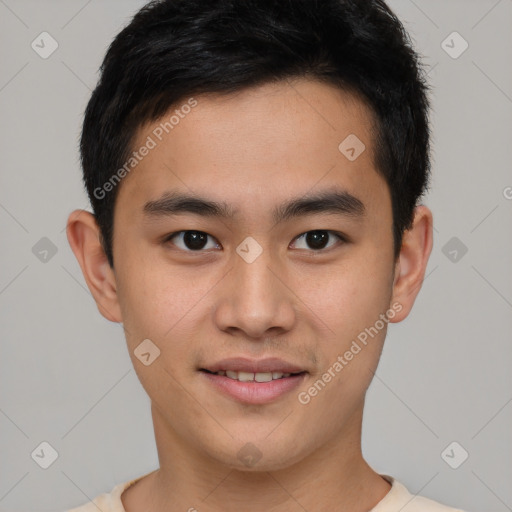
{"left": 199, "top": 369, "right": 307, "bottom": 404}
{"left": 202, "top": 369, "right": 303, "bottom": 381}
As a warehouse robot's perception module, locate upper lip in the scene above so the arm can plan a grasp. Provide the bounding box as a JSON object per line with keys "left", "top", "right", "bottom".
{"left": 201, "top": 357, "right": 307, "bottom": 374}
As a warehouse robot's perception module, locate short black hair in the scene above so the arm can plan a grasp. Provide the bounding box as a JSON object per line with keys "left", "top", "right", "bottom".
{"left": 80, "top": 0, "right": 432, "bottom": 268}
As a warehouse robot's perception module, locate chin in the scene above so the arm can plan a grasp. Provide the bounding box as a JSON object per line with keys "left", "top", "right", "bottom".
{"left": 203, "top": 435, "right": 310, "bottom": 473}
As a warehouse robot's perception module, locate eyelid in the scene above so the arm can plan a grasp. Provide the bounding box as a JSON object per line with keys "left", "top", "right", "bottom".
{"left": 162, "top": 230, "right": 220, "bottom": 251}
{"left": 163, "top": 229, "right": 348, "bottom": 252}
{"left": 291, "top": 230, "right": 347, "bottom": 250}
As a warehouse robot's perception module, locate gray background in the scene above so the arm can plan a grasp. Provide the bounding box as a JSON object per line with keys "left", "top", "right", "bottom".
{"left": 0, "top": 1, "right": 511, "bottom": 511}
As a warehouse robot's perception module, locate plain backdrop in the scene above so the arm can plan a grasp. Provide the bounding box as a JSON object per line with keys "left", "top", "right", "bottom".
{"left": 0, "top": 1, "right": 511, "bottom": 511}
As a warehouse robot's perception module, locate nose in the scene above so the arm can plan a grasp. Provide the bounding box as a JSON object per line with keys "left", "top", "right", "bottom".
{"left": 212, "top": 240, "right": 297, "bottom": 340}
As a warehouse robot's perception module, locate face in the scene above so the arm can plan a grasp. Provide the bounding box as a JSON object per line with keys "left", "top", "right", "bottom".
{"left": 69, "top": 78, "right": 432, "bottom": 472}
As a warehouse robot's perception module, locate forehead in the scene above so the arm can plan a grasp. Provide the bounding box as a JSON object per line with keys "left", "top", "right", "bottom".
{"left": 115, "top": 78, "right": 389, "bottom": 225}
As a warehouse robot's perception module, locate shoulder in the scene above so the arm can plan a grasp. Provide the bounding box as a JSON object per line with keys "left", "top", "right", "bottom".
{"left": 66, "top": 491, "right": 113, "bottom": 512}
{"left": 66, "top": 487, "right": 120, "bottom": 512}
{"left": 65, "top": 475, "right": 145, "bottom": 512}
{"left": 396, "top": 490, "right": 466, "bottom": 512}
{"left": 372, "top": 475, "right": 466, "bottom": 512}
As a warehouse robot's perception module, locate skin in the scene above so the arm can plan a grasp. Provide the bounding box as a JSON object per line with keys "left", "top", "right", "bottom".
{"left": 67, "top": 78, "right": 433, "bottom": 512}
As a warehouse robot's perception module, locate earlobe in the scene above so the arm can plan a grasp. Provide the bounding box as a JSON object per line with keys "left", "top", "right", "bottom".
{"left": 66, "top": 209, "right": 122, "bottom": 323}
{"left": 389, "top": 205, "right": 433, "bottom": 323}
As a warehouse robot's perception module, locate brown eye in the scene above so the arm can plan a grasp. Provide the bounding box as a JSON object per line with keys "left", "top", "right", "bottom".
{"left": 164, "top": 231, "right": 220, "bottom": 251}
{"left": 292, "top": 230, "right": 345, "bottom": 251}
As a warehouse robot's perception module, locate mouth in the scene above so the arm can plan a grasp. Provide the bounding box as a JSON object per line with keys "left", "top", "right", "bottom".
{"left": 199, "top": 364, "right": 308, "bottom": 404}
{"left": 200, "top": 369, "right": 306, "bottom": 382}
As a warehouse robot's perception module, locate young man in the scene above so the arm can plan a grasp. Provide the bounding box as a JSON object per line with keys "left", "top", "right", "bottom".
{"left": 66, "top": 0, "right": 465, "bottom": 510}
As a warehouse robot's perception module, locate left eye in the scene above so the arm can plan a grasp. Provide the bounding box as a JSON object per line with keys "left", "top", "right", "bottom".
{"left": 163, "top": 230, "right": 346, "bottom": 252}
{"left": 291, "top": 230, "right": 345, "bottom": 251}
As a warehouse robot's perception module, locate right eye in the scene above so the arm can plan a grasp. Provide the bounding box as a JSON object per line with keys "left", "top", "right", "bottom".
{"left": 163, "top": 230, "right": 221, "bottom": 252}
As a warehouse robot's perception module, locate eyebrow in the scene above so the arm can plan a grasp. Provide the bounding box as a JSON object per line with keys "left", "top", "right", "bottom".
{"left": 143, "top": 188, "right": 366, "bottom": 224}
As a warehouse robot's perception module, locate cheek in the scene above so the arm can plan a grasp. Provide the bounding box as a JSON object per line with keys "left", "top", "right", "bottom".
{"left": 114, "top": 262, "right": 204, "bottom": 402}
{"left": 115, "top": 254, "right": 216, "bottom": 352}
{"left": 296, "top": 259, "right": 393, "bottom": 431}
{"left": 305, "top": 250, "right": 393, "bottom": 341}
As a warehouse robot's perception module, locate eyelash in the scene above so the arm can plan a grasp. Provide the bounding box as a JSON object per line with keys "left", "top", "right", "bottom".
{"left": 162, "top": 230, "right": 348, "bottom": 253}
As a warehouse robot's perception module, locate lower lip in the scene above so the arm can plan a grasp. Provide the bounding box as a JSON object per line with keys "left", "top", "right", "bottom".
{"left": 200, "top": 371, "right": 307, "bottom": 404}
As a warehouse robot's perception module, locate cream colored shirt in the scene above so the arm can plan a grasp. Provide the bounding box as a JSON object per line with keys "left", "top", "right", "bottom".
{"left": 67, "top": 472, "right": 465, "bottom": 512}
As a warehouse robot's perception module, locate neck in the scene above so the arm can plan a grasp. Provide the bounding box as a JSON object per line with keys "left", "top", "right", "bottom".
{"left": 122, "top": 402, "right": 391, "bottom": 512}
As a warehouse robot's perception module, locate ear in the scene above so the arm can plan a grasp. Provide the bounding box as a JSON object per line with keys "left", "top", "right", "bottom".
{"left": 389, "top": 205, "right": 433, "bottom": 323}
{"left": 66, "top": 209, "right": 122, "bottom": 323}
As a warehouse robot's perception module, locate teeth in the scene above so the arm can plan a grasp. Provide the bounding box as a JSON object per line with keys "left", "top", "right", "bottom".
{"left": 215, "top": 370, "right": 295, "bottom": 381}
{"left": 255, "top": 372, "right": 273, "bottom": 382}
{"left": 238, "top": 371, "right": 254, "bottom": 382}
